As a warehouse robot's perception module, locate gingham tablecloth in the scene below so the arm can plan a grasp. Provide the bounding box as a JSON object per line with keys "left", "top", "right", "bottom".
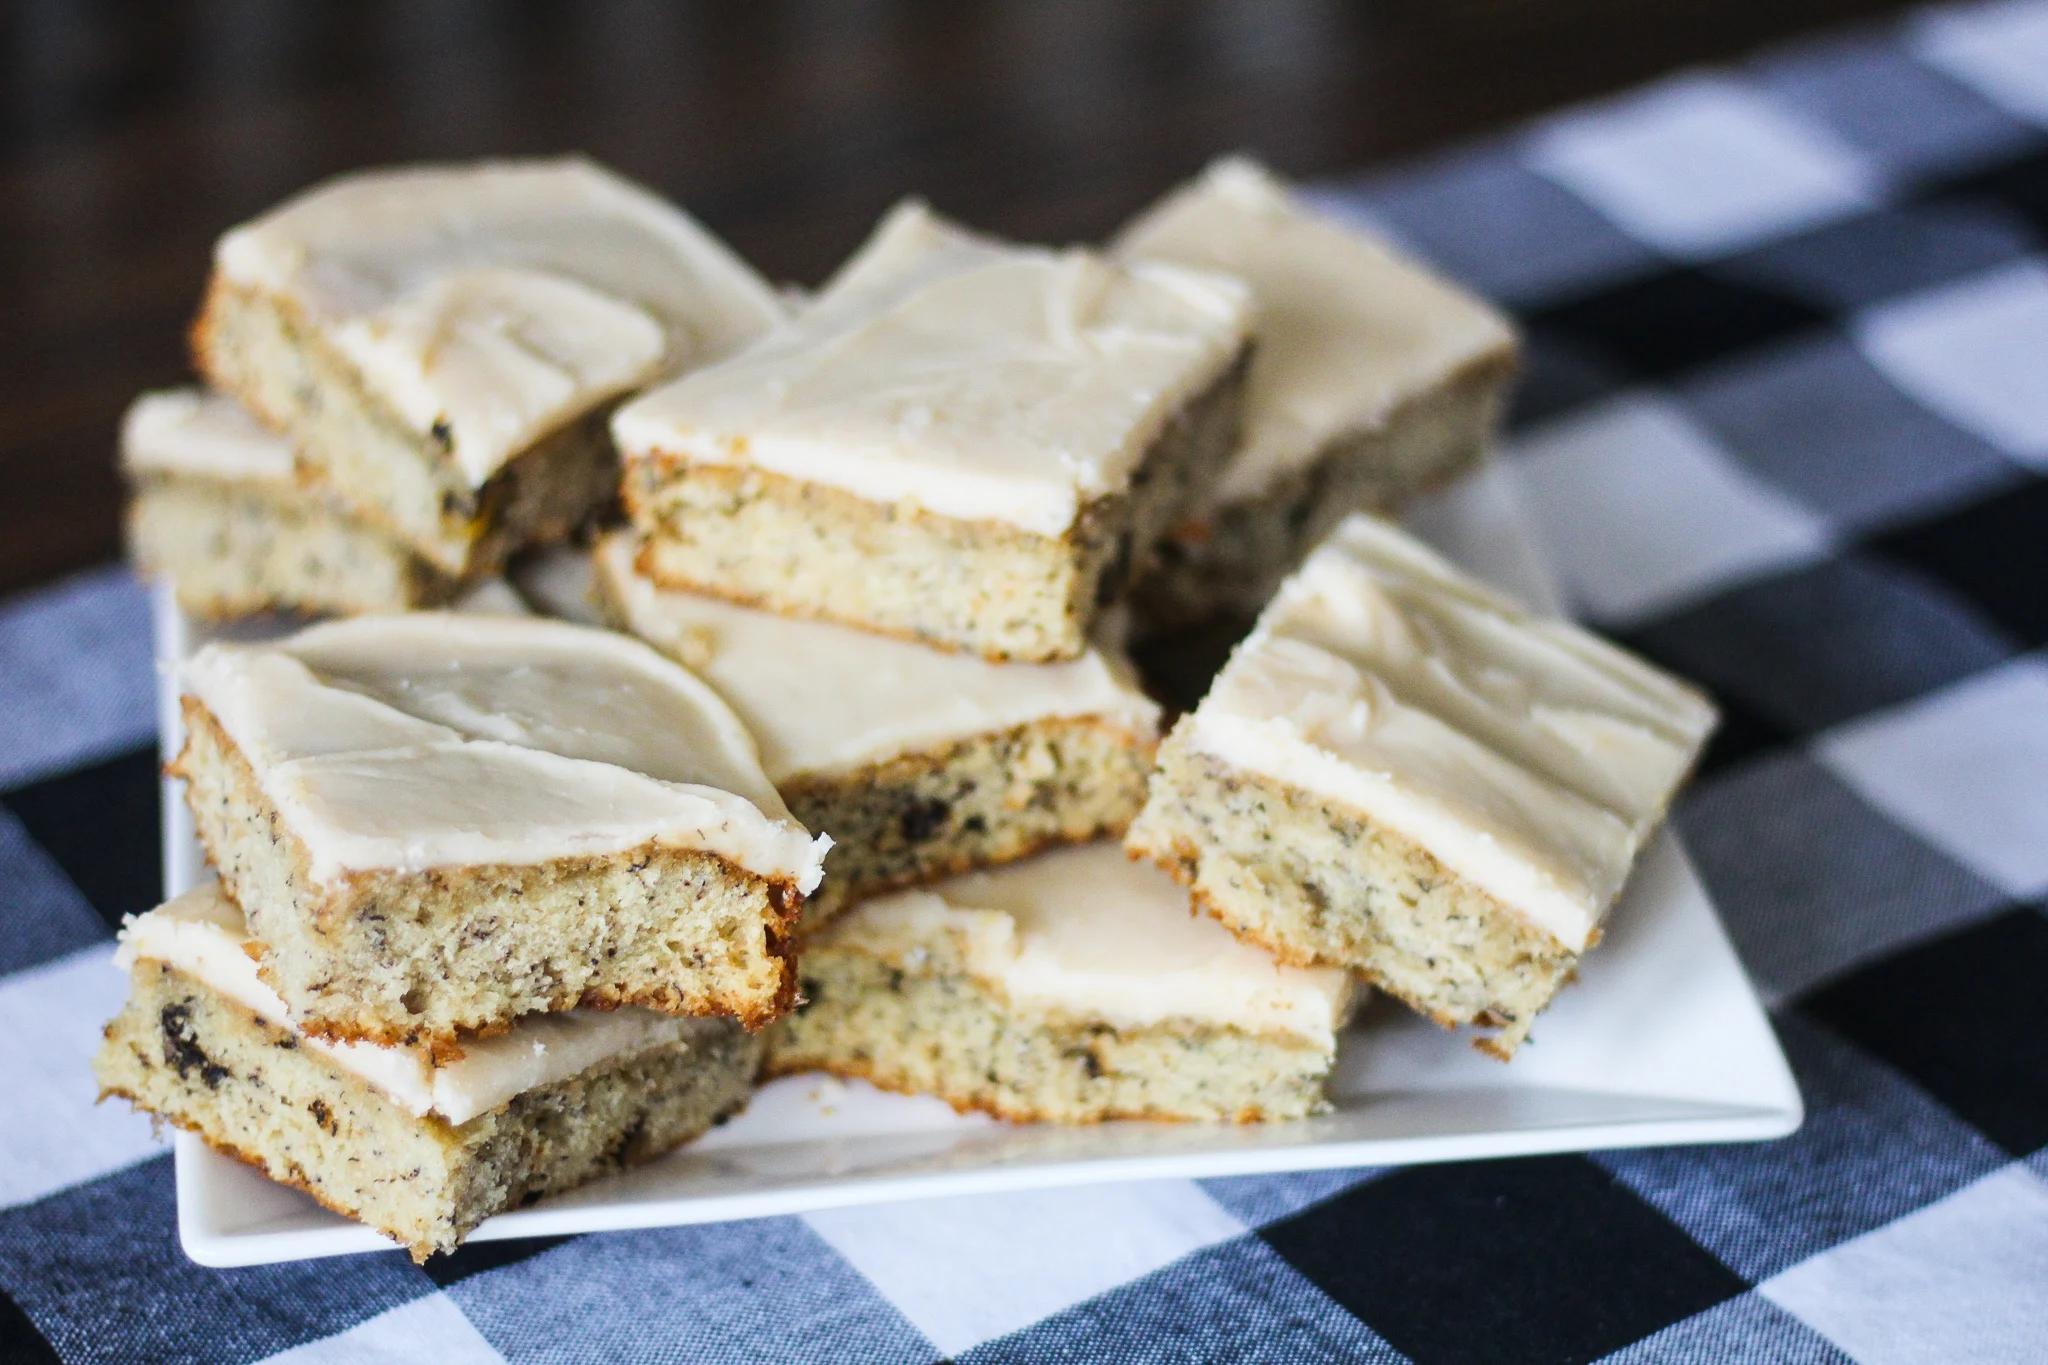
{"left": 4, "top": 3, "right": 2046, "bottom": 1360}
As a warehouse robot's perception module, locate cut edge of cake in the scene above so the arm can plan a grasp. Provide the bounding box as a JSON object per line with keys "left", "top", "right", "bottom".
{"left": 1127, "top": 729, "right": 1585, "bottom": 1060}
{"left": 1132, "top": 347, "right": 1515, "bottom": 628}
{"left": 776, "top": 717, "right": 1156, "bottom": 926}
{"left": 766, "top": 937, "right": 1340, "bottom": 1123}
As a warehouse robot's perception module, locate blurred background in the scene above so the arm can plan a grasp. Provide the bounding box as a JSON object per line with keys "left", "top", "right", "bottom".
{"left": 4, "top": 0, "right": 1911, "bottom": 598}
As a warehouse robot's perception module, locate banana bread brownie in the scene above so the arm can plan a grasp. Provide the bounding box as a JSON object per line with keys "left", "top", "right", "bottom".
{"left": 615, "top": 200, "right": 1252, "bottom": 662}
{"left": 96, "top": 884, "right": 760, "bottom": 1261}
{"left": 1115, "top": 158, "right": 1519, "bottom": 627}
{"left": 122, "top": 388, "right": 466, "bottom": 618}
{"left": 586, "top": 532, "right": 1159, "bottom": 924}
{"left": 173, "top": 612, "right": 830, "bottom": 1047}
{"left": 768, "top": 842, "right": 1355, "bottom": 1122}
{"left": 1127, "top": 513, "right": 1715, "bottom": 1057}
{"left": 193, "top": 157, "right": 785, "bottom": 579}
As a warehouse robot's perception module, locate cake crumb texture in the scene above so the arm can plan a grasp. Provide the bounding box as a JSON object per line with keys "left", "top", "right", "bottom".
{"left": 127, "top": 474, "right": 462, "bottom": 618}
{"left": 1127, "top": 733, "right": 1580, "bottom": 1058}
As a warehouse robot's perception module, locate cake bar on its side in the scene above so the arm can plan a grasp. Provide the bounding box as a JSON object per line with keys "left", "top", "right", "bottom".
{"left": 588, "top": 533, "right": 1160, "bottom": 924}
{"left": 95, "top": 888, "right": 759, "bottom": 1261}
{"left": 1127, "top": 513, "right": 1715, "bottom": 1057}
{"left": 175, "top": 613, "right": 829, "bottom": 1046}
{"left": 616, "top": 201, "right": 1252, "bottom": 662}
{"left": 122, "top": 388, "right": 466, "bottom": 618}
{"left": 194, "top": 157, "right": 785, "bottom": 577}
{"left": 1114, "top": 158, "right": 1519, "bottom": 628}
{"left": 767, "top": 843, "right": 1354, "bottom": 1122}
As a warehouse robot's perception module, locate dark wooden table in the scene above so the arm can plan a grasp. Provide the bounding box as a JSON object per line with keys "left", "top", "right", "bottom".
{"left": 1, "top": 0, "right": 1911, "bottom": 598}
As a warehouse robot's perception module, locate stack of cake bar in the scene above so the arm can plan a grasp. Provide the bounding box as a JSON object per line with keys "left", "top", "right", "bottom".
{"left": 122, "top": 157, "right": 786, "bottom": 617}
{"left": 100, "top": 152, "right": 1719, "bottom": 1258}
{"left": 95, "top": 609, "right": 832, "bottom": 1260}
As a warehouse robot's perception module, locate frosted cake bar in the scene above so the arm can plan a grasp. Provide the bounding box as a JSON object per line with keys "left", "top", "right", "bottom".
{"left": 95, "top": 884, "right": 760, "bottom": 1260}
{"left": 615, "top": 200, "right": 1252, "bottom": 662}
{"left": 194, "top": 157, "right": 785, "bottom": 578}
{"left": 1114, "top": 158, "right": 1518, "bottom": 625}
{"left": 768, "top": 843, "right": 1355, "bottom": 1122}
{"left": 122, "top": 387, "right": 468, "bottom": 617}
{"left": 1127, "top": 514, "right": 1715, "bottom": 1057}
{"left": 588, "top": 533, "right": 1160, "bottom": 922}
{"left": 173, "top": 613, "right": 830, "bottom": 1047}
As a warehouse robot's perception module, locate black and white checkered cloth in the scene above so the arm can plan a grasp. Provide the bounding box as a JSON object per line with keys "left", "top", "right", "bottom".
{"left": 4, "top": 3, "right": 2045, "bottom": 1359}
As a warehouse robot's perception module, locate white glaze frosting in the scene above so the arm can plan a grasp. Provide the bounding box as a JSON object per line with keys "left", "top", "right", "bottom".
{"left": 613, "top": 200, "right": 1252, "bottom": 537}
{"left": 590, "top": 533, "right": 1159, "bottom": 783}
{"left": 121, "top": 388, "right": 294, "bottom": 485}
{"left": 116, "top": 883, "right": 702, "bottom": 1125}
{"left": 828, "top": 843, "right": 1355, "bottom": 1047}
{"left": 1115, "top": 158, "right": 1516, "bottom": 507}
{"left": 182, "top": 613, "right": 829, "bottom": 892}
{"left": 1184, "top": 514, "right": 1716, "bottom": 950}
{"left": 216, "top": 157, "right": 786, "bottom": 488}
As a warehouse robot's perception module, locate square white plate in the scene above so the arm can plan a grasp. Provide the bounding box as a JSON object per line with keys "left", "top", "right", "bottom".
{"left": 156, "top": 460, "right": 1801, "bottom": 1267}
